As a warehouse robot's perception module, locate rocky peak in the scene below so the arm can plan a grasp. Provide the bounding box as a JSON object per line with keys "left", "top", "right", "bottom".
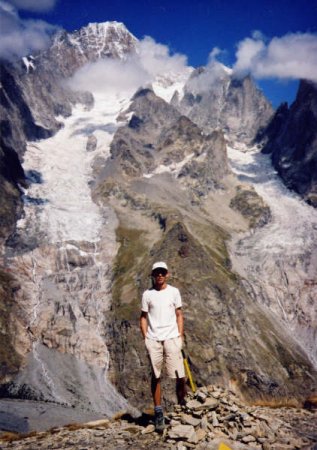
{"left": 173, "top": 63, "right": 231, "bottom": 120}
{"left": 37, "top": 21, "right": 137, "bottom": 79}
{"left": 260, "top": 80, "right": 317, "bottom": 206}
{"left": 173, "top": 67, "right": 273, "bottom": 144}
{"left": 107, "top": 89, "right": 230, "bottom": 195}
{"left": 52, "top": 21, "right": 138, "bottom": 62}
{"left": 108, "top": 89, "right": 182, "bottom": 176}
{"left": 222, "top": 75, "right": 273, "bottom": 142}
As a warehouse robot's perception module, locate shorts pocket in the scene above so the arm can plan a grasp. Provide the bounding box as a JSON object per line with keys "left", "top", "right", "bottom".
{"left": 145, "top": 337, "right": 158, "bottom": 351}
{"left": 174, "top": 336, "right": 183, "bottom": 350}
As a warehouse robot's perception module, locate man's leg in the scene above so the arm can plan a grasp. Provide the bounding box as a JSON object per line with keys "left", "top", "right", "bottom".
{"left": 151, "top": 375, "right": 165, "bottom": 431}
{"left": 176, "top": 377, "right": 186, "bottom": 405}
{"left": 146, "top": 339, "right": 163, "bottom": 406}
{"left": 146, "top": 340, "right": 165, "bottom": 432}
{"left": 151, "top": 375, "right": 161, "bottom": 406}
{"left": 164, "top": 337, "right": 187, "bottom": 404}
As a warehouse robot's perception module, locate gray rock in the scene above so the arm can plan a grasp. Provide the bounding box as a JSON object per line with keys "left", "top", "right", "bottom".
{"left": 141, "top": 424, "right": 155, "bottom": 434}
{"left": 196, "top": 428, "right": 207, "bottom": 441}
{"left": 241, "top": 434, "right": 257, "bottom": 443}
{"left": 211, "top": 411, "right": 220, "bottom": 427}
{"left": 86, "top": 134, "right": 97, "bottom": 152}
{"left": 168, "top": 424, "right": 198, "bottom": 443}
{"left": 200, "top": 416, "right": 209, "bottom": 430}
{"left": 186, "top": 400, "right": 202, "bottom": 410}
{"left": 205, "top": 397, "right": 219, "bottom": 408}
{"left": 194, "top": 397, "right": 218, "bottom": 411}
{"left": 175, "top": 443, "right": 187, "bottom": 450}
{"left": 180, "top": 414, "right": 201, "bottom": 427}
{"left": 196, "top": 391, "right": 207, "bottom": 402}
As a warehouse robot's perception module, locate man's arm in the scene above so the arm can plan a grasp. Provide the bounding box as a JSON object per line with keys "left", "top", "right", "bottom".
{"left": 140, "top": 311, "right": 148, "bottom": 339}
{"left": 176, "top": 307, "right": 184, "bottom": 338}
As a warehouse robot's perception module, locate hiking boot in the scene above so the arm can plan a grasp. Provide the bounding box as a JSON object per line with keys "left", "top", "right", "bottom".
{"left": 154, "top": 410, "right": 165, "bottom": 432}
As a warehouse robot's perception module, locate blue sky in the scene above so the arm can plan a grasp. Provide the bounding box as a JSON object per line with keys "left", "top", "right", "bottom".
{"left": 3, "top": 0, "right": 317, "bottom": 107}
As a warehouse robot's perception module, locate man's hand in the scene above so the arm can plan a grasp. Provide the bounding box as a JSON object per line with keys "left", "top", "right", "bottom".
{"left": 140, "top": 311, "right": 148, "bottom": 339}
{"left": 176, "top": 307, "right": 184, "bottom": 340}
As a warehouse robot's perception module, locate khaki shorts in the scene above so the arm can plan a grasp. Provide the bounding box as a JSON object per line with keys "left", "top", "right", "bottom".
{"left": 145, "top": 336, "right": 185, "bottom": 379}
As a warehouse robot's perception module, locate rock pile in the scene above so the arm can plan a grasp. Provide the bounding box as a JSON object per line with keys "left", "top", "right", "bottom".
{"left": 165, "top": 385, "right": 316, "bottom": 449}
{"left": 1, "top": 385, "right": 316, "bottom": 449}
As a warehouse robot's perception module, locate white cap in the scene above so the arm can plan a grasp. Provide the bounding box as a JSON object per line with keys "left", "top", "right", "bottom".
{"left": 152, "top": 261, "right": 168, "bottom": 272}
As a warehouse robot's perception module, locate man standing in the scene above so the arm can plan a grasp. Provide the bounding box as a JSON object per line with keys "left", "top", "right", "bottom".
{"left": 140, "top": 261, "right": 186, "bottom": 431}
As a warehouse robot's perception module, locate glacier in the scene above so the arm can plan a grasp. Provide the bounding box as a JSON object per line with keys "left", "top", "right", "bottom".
{"left": 228, "top": 145, "right": 317, "bottom": 367}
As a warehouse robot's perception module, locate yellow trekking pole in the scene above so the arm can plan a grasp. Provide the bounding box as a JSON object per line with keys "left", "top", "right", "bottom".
{"left": 182, "top": 350, "right": 196, "bottom": 393}
{"left": 218, "top": 443, "right": 232, "bottom": 450}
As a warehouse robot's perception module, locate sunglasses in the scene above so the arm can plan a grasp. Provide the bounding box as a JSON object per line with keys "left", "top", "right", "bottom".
{"left": 152, "top": 269, "right": 168, "bottom": 276}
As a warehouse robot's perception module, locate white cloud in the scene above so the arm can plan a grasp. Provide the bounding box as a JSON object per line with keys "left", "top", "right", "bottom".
{"left": 186, "top": 61, "right": 231, "bottom": 94}
{"left": 8, "top": 0, "right": 57, "bottom": 12}
{"left": 68, "top": 58, "right": 151, "bottom": 96}
{"left": 0, "top": 1, "right": 58, "bottom": 59}
{"left": 233, "top": 37, "right": 265, "bottom": 74}
{"left": 208, "top": 47, "right": 222, "bottom": 63}
{"left": 137, "top": 36, "right": 188, "bottom": 78}
{"left": 182, "top": 46, "right": 231, "bottom": 95}
{"left": 233, "top": 32, "right": 317, "bottom": 82}
{"left": 68, "top": 36, "right": 189, "bottom": 96}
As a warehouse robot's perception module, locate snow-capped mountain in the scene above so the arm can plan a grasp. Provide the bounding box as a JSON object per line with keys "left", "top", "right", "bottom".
{"left": 0, "top": 20, "right": 316, "bottom": 427}
{"left": 0, "top": 22, "right": 138, "bottom": 163}
{"left": 42, "top": 21, "right": 138, "bottom": 77}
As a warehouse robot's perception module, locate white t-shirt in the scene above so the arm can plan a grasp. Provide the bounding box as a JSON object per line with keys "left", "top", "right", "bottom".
{"left": 141, "top": 284, "right": 182, "bottom": 341}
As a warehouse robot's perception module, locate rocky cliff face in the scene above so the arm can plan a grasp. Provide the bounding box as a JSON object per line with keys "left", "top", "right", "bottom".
{"left": 107, "top": 88, "right": 229, "bottom": 197}
{"left": 172, "top": 64, "right": 273, "bottom": 145}
{"left": 0, "top": 21, "right": 139, "bottom": 415}
{"left": 260, "top": 80, "right": 317, "bottom": 206}
{"left": 0, "top": 140, "right": 24, "bottom": 243}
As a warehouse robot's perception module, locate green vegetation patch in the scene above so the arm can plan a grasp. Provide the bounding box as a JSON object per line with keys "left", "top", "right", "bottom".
{"left": 230, "top": 185, "right": 271, "bottom": 228}
{"left": 185, "top": 218, "right": 237, "bottom": 285}
{"left": 0, "top": 179, "right": 22, "bottom": 241}
{"left": 0, "top": 269, "right": 22, "bottom": 380}
{"left": 111, "top": 226, "right": 149, "bottom": 321}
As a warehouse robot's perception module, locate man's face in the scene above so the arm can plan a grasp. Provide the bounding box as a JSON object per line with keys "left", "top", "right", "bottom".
{"left": 152, "top": 268, "right": 169, "bottom": 287}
